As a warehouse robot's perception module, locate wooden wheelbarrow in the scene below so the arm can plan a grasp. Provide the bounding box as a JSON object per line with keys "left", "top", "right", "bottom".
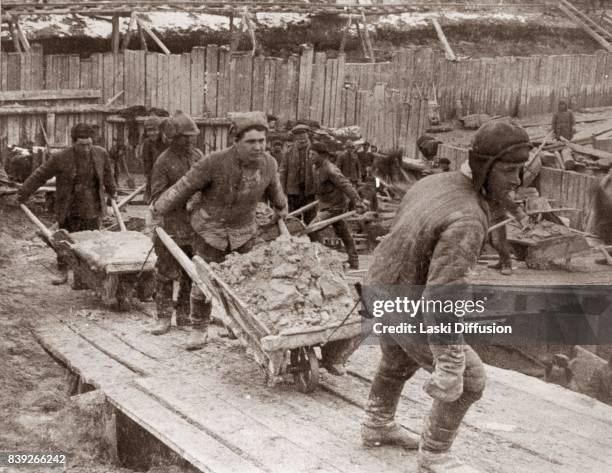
{"left": 156, "top": 225, "right": 363, "bottom": 393}
{"left": 21, "top": 203, "right": 156, "bottom": 309}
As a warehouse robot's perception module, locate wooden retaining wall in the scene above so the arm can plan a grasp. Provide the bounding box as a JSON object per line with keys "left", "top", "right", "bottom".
{"left": 436, "top": 144, "right": 602, "bottom": 231}
{"left": 3, "top": 45, "right": 612, "bottom": 159}
{"left": 346, "top": 48, "right": 612, "bottom": 120}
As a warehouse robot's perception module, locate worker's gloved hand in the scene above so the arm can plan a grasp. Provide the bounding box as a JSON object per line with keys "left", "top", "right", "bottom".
{"left": 355, "top": 201, "right": 368, "bottom": 214}
{"left": 186, "top": 192, "right": 202, "bottom": 214}
{"left": 424, "top": 344, "right": 465, "bottom": 402}
{"left": 275, "top": 206, "right": 289, "bottom": 221}
{"left": 145, "top": 205, "right": 162, "bottom": 233}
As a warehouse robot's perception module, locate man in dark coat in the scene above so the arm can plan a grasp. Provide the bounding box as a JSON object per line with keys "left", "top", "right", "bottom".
{"left": 18, "top": 123, "right": 117, "bottom": 286}
{"left": 551, "top": 100, "right": 576, "bottom": 141}
{"left": 142, "top": 116, "right": 169, "bottom": 203}
{"left": 336, "top": 140, "right": 362, "bottom": 188}
{"left": 279, "top": 124, "right": 316, "bottom": 224}
{"left": 308, "top": 142, "right": 365, "bottom": 270}
{"left": 148, "top": 112, "right": 203, "bottom": 341}
{"left": 153, "top": 111, "right": 288, "bottom": 347}
{"left": 361, "top": 120, "right": 531, "bottom": 473}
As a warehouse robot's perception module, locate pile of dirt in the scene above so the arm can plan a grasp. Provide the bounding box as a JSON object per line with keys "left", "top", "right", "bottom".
{"left": 210, "top": 237, "right": 357, "bottom": 333}
{"left": 70, "top": 230, "right": 156, "bottom": 269}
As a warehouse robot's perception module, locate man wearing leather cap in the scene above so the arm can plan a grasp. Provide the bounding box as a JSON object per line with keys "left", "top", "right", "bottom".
{"left": 148, "top": 111, "right": 204, "bottom": 342}
{"left": 279, "top": 123, "right": 316, "bottom": 224}
{"left": 153, "top": 111, "right": 288, "bottom": 347}
{"left": 142, "top": 115, "right": 169, "bottom": 203}
{"left": 360, "top": 120, "right": 531, "bottom": 472}
{"left": 17, "top": 122, "right": 117, "bottom": 286}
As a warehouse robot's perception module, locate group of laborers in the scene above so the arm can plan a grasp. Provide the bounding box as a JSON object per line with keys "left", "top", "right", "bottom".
{"left": 14, "top": 107, "right": 573, "bottom": 472}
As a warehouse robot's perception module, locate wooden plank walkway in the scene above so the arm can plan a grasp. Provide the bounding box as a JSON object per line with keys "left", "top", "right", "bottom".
{"left": 32, "top": 297, "right": 612, "bottom": 473}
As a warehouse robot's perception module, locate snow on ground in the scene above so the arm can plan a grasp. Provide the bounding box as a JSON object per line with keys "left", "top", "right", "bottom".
{"left": 14, "top": 9, "right": 539, "bottom": 40}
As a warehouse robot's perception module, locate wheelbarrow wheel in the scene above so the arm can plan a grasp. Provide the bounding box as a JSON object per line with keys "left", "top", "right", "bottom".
{"left": 291, "top": 347, "right": 319, "bottom": 393}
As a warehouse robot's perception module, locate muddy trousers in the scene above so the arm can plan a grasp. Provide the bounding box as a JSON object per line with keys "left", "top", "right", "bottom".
{"left": 489, "top": 225, "right": 512, "bottom": 269}
{"left": 309, "top": 208, "right": 358, "bottom": 265}
{"left": 189, "top": 235, "right": 257, "bottom": 328}
{"left": 364, "top": 336, "right": 486, "bottom": 453}
{"left": 153, "top": 234, "right": 193, "bottom": 323}
{"left": 58, "top": 216, "right": 100, "bottom": 288}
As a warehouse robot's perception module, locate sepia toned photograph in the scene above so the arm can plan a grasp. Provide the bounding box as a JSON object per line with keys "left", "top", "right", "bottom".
{"left": 1, "top": 1, "right": 611, "bottom": 472}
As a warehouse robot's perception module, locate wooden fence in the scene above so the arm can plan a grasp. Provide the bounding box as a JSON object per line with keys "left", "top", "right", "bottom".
{"left": 3, "top": 45, "right": 612, "bottom": 158}
{"left": 346, "top": 48, "right": 612, "bottom": 120}
{"left": 436, "top": 143, "right": 602, "bottom": 231}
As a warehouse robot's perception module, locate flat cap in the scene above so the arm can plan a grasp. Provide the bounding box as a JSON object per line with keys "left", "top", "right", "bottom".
{"left": 230, "top": 111, "right": 269, "bottom": 136}
{"left": 71, "top": 123, "right": 94, "bottom": 140}
{"left": 310, "top": 141, "right": 331, "bottom": 155}
{"left": 144, "top": 116, "right": 161, "bottom": 128}
{"left": 291, "top": 123, "right": 310, "bottom": 134}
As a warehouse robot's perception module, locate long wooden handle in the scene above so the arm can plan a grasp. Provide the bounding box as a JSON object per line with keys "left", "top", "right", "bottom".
{"left": 117, "top": 183, "right": 146, "bottom": 209}
{"left": 598, "top": 245, "right": 612, "bottom": 265}
{"left": 20, "top": 204, "right": 54, "bottom": 241}
{"left": 487, "top": 216, "right": 516, "bottom": 234}
{"left": 288, "top": 199, "right": 319, "bottom": 218}
{"left": 277, "top": 218, "right": 290, "bottom": 238}
{"left": 302, "top": 210, "right": 357, "bottom": 234}
{"left": 155, "top": 227, "right": 213, "bottom": 301}
{"left": 110, "top": 198, "right": 127, "bottom": 231}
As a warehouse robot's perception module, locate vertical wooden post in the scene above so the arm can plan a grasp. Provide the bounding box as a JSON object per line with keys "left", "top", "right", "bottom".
{"left": 111, "top": 14, "right": 120, "bottom": 54}
{"left": 339, "top": 15, "right": 352, "bottom": 55}
{"left": 138, "top": 23, "right": 148, "bottom": 52}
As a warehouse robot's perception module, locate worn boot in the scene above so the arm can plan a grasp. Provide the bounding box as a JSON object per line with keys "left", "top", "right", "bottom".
{"left": 150, "top": 318, "right": 171, "bottom": 336}
{"left": 184, "top": 298, "right": 211, "bottom": 351}
{"left": 361, "top": 369, "right": 419, "bottom": 449}
{"left": 419, "top": 391, "right": 484, "bottom": 471}
{"left": 51, "top": 271, "right": 68, "bottom": 286}
{"left": 417, "top": 448, "right": 482, "bottom": 473}
{"left": 362, "top": 424, "right": 419, "bottom": 449}
{"left": 153, "top": 280, "right": 173, "bottom": 334}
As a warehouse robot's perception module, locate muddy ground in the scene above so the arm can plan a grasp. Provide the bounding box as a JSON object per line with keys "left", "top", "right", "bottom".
{"left": 0, "top": 201, "right": 190, "bottom": 473}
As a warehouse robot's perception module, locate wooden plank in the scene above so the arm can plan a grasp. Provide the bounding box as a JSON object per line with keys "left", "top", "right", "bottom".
{"left": 135, "top": 50, "right": 146, "bottom": 106}
{"left": 124, "top": 50, "right": 135, "bottom": 106}
{"left": 180, "top": 52, "right": 192, "bottom": 113}
{"left": 0, "top": 89, "right": 102, "bottom": 102}
{"left": 80, "top": 59, "right": 92, "bottom": 89}
{"left": 145, "top": 52, "right": 158, "bottom": 108}
{"left": 286, "top": 54, "right": 299, "bottom": 121}
{"left": 68, "top": 55, "right": 80, "bottom": 89}
{"left": 334, "top": 54, "right": 346, "bottom": 127}
{"left": 251, "top": 55, "right": 265, "bottom": 112}
{"left": 102, "top": 53, "right": 114, "bottom": 104}
{"left": 217, "top": 47, "right": 230, "bottom": 117}
{"left": 113, "top": 53, "right": 125, "bottom": 106}
{"left": 297, "top": 45, "right": 314, "bottom": 119}
{"left": 168, "top": 54, "right": 182, "bottom": 113}
{"left": 1, "top": 53, "right": 8, "bottom": 91}
{"left": 273, "top": 58, "right": 287, "bottom": 121}
{"left": 204, "top": 45, "right": 219, "bottom": 116}
{"left": 138, "top": 376, "right": 343, "bottom": 473}
{"left": 7, "top": 53, "right": 20, "bottom": 90}
{"left": 157, "top": 52, "right": 169, "bottom": 111}
{"left": 90, "top": 53, "right": 102, "bottom": 92}
{"left": 33, "top": 320, "right": 136, "bottom": 389}
{"left": 106, "top": 383, "right": 266, "bottom": 473}
{"left": 310, "top": 52, "right": 326, "bottom": 123}
{"left": 190, "top": 46, "right": 206, "bottom": 116}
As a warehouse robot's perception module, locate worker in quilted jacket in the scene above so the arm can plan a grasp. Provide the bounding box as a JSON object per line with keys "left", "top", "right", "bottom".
{"left": 360, "top": 120, "right": 531, "bottom": 473}
{"left": 153, "top": 111, "right": 288, "bottom": 348}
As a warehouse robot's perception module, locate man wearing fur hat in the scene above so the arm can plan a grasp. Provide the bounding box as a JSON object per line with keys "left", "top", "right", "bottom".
{"left": 17, "top": 123, "right": 117, "bottom": 286}
{"left": 360, "top": 120, "right": 531, "bottom": 472}
{"left": 153, "top": 111, "right": 288, "bottom": 347}
{"left": 148, "top": 112, "right": 204, "bottom": 343}
{"left": 279, "top": 123, "right": 317, "bottom": 224}
{"left": 141, "top": 116, "right": 169, "bottom": 203}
